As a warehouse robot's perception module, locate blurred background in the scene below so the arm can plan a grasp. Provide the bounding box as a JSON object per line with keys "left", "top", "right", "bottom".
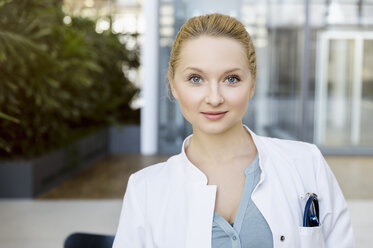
{"left": 0, "top": 0, "right": 372, "bottom": 247}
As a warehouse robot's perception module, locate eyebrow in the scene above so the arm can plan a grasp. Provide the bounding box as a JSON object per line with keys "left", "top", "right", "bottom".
{"left": 182, "top": 67, "right": 242, "bottom": 74}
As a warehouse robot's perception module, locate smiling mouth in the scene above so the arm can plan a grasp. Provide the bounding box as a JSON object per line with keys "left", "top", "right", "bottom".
{"left": 201, "top": 111, "right": 228, "bottom": 120}
{"left": 201, "top": 111, "right": 228, "bottom": 115}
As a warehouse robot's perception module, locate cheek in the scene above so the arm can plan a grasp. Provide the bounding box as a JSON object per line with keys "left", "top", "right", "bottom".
{"left": 176, "top": 88, "right": 201, "bottom": 112}
{"left": 225, "top": 88, "right": 251, "bottom": 110}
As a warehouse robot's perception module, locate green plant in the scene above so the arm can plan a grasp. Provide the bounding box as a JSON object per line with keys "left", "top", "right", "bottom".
{"left": 0, "top": 0, "right": 140, "bottom": 159}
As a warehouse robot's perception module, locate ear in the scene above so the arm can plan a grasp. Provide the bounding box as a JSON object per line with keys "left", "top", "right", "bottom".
{"left": 249, "top": 83, "right": 255, "bottom": 99}
{"left": 168, "top": 75, "right": 179, "bottom": 100}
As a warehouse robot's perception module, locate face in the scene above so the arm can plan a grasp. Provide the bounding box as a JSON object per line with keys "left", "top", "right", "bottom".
{"left": 169, "top": 35, "right": 255, "bottom": 135}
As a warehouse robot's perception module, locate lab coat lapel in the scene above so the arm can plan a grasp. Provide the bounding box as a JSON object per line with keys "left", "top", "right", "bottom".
{"left": 185, "top": 183, "right": 217, "bottom": 248}
{"left": 180, "top": 134, "right": 217, "bottom": 248}
{"left": 246, "top": 126, "right": 297, "bottom": 247}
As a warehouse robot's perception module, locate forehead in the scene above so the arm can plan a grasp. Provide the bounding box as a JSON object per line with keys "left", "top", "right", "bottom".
{"left": 177, "top": 36, "right": 248, "bottom": 73}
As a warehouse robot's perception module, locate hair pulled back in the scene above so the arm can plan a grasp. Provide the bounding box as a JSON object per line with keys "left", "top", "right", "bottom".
{"left": 167, "top": 13, "right": 257, "bottom": 98}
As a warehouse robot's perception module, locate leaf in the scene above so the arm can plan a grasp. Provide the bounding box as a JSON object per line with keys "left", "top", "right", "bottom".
{"left": 0, "top": 30, "right": 48, "bottom": 57}
{"left": 7, "top": 82, "right": 19, "bottom": 92}
{"left": 0, "top": 138, "right": 12, "bottom": 153}
{"left": 83, "top": 61, "right": 103, "bottom": 73}
{"left": 0, "top": 112, "right": 20, "bottom": 123}
{"left": 31, "top": 28, "right": 52, "bottom": 40}
{"left": 23, "top": 18, "right": 42, "bottom": 34}
{"left": 46, "top": 78, "right": 60, "bottom": 88}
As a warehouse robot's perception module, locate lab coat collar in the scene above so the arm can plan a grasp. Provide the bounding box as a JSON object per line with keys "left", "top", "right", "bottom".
{"left": 177, "top": 125, "right": 271, "bottom": 247}
{"left": 179, "top": 124, "right": 268, "bottom": 184}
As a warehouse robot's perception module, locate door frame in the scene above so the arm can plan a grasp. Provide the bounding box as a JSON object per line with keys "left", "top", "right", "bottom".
{"left": 314, "top": 30, "right": 373, "bottom": 154}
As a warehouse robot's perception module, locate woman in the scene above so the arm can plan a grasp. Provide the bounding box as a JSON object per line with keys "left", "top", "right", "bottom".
{"left": 113, "top": 13, "right": 355, "bottom": 248}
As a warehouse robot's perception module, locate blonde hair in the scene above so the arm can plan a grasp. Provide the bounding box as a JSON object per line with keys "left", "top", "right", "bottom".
{"left": 167, "top": 13, "right": 257, "bottom": 99}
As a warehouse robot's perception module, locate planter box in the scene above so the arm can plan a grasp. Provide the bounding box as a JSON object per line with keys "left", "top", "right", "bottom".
{"left": 0, "top": 128, "right": 108, "bottom": 198}
{"left": 109, "top": 124, "right": 140, "bottom": 154}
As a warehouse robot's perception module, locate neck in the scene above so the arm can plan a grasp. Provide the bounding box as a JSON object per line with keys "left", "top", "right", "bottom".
{"left": 186, "top": 122, "right": 257, "bottom": 166}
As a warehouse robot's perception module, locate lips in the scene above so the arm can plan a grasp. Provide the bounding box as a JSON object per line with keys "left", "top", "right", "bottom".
{"left": 201, "top": 111, "right": 228, "bottom": 120}
{"left": 201, "top": 111, "right": 228, "bottom": 115}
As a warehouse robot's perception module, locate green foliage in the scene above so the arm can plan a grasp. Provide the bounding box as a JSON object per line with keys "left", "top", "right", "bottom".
{"left": 0, "top": 0, "right": 140, "bottom": 159}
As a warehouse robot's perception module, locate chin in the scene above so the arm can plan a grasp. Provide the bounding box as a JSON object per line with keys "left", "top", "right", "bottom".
{"left": 193, "top": 120, "right": 238, "bottom": 135}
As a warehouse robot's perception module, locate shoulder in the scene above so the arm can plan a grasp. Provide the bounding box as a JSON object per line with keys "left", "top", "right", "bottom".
{"left": 129, "top": 153, "right": 184, "bottom": 187}
{"left": 254, "top": 134, "right": 326, "bottom": 179}
{"left": 256, "top": 134, "right": 320, "bottom": 160}
{"left": 256, "top": 135, "right": 332, "bottom": 197}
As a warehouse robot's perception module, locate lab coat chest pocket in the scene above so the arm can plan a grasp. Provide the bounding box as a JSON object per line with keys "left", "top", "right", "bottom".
{"left": 298, "top": 225, "right": 325, "bottom": 248}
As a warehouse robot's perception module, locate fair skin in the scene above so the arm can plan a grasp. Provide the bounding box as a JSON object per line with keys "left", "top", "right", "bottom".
{"left": 169, "top": 35, "right": 258, "bottom": 225}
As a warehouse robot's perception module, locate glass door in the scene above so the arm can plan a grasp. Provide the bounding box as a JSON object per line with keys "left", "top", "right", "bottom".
{"left": 315, "top": 31, "right": 373, "bottom": 148}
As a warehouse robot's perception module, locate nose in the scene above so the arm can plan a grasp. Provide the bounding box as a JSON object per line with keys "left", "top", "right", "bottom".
{"left": 205, "top": 82, "right": 224, "bottom": 106}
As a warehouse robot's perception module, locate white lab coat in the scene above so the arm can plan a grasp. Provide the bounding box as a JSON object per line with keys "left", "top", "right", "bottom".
{"left": 113, "top": 125, "right": 355, "bottom": 248}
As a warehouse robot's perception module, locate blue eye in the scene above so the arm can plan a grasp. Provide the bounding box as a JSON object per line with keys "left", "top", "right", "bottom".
{"left": 187, "top": 74, "right": 240, "bottom": 85}
{"left": 225, "top": 75, "right": 240, "bottom": 84}
{"left": 188, "top": 75, "right": 202, "bottom": 84}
